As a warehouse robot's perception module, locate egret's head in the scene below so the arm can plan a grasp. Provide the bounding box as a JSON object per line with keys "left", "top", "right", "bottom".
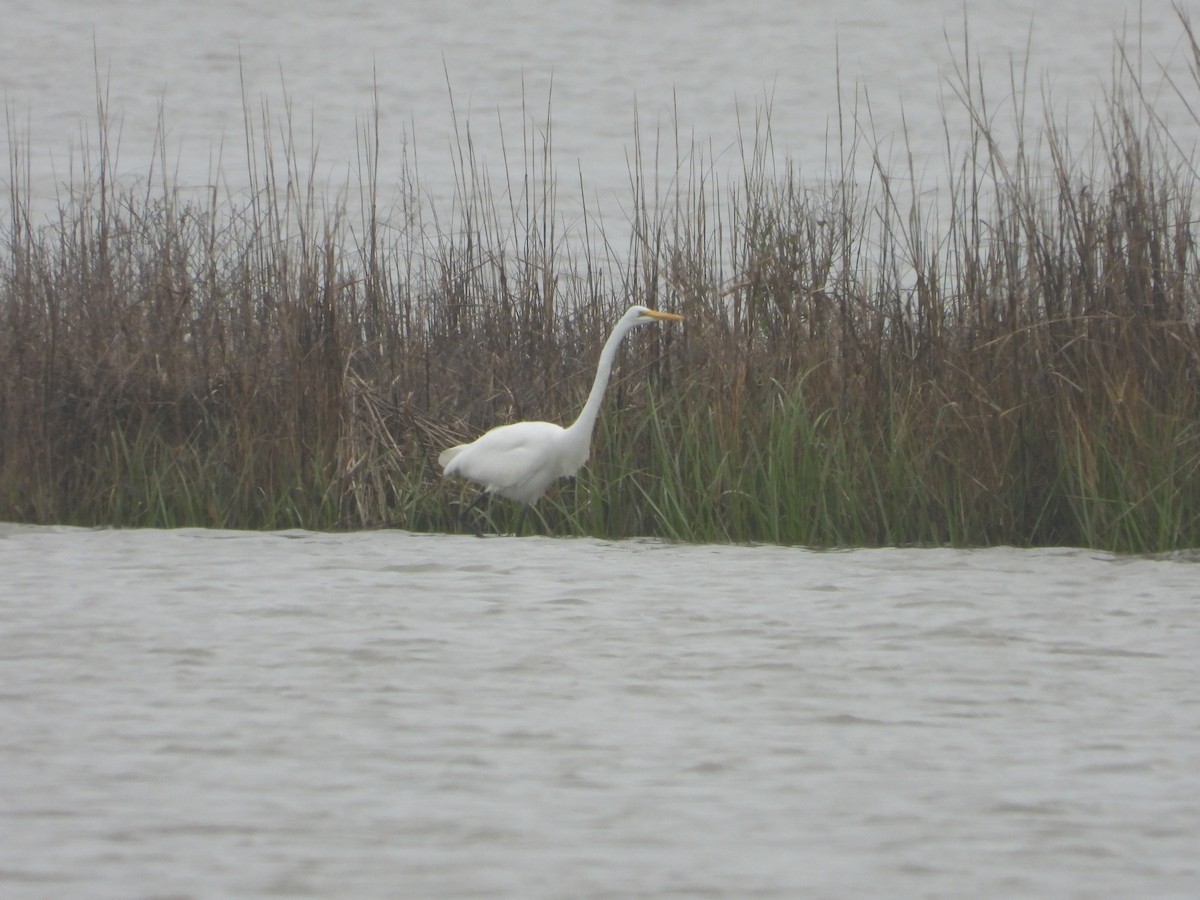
{"left": 627, "top": 305, "right": 684, "bottom": 325}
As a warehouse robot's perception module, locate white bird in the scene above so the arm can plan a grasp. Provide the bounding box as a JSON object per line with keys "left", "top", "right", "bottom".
{"left": 439, "top": 304, "right": 684, "bottom": 534}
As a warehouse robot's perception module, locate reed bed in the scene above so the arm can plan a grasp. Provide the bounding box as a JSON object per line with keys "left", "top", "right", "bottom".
{"left": 4, "top": 24, "right": 1200, "bottom": 551}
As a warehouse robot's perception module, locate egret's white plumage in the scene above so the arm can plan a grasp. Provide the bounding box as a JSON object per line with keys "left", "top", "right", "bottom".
{"left": 439, "top": 305, "right": 683, "bottom": 531}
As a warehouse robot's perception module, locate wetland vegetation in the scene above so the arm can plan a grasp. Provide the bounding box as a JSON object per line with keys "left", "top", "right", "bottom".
{"left": 4, "top": 20, "right": 1200, "bottom": 551}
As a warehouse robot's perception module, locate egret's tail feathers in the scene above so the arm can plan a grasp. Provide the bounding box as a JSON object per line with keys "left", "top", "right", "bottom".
{"left": 438, "top": 444, "right": 467, "bottom": 470}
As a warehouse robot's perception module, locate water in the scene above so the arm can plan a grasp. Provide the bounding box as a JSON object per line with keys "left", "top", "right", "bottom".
{"left": 2, "top": 524, "right": 1199, "bottom": 897}
{"left": 4, "top": 1, "right": 1198, "bottom": 228}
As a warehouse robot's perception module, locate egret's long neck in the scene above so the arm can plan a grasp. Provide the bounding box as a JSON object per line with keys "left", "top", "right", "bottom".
{"left": 566, "top": 319, "right": 634, "bottom": 440}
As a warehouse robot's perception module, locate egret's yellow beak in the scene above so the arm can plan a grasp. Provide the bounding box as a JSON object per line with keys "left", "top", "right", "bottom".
{"left": 644, "top": 309, "right": 684, "bottom": 322}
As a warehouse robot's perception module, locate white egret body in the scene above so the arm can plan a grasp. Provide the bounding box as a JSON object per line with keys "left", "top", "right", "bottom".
{"left": 439, "top": 305, "right": 683, "bottom": 532}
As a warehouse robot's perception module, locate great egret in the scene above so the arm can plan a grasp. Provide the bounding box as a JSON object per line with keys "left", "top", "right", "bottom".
{"left": 439, "top": 304, "right": 684, "bottom": 534}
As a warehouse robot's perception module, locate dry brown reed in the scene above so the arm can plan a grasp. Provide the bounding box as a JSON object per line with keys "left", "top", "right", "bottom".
{"left": 3, "top": 19, "right": 1200, "bottom": 549}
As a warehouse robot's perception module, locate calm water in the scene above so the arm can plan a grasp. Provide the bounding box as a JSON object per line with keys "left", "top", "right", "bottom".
{"left": 2, "top": 524, "right": 1199, "bottom": 897}
{"left": 4, "top": 0, "right": 1198, "bottom": 226}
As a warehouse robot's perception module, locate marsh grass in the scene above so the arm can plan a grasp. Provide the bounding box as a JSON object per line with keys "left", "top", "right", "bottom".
{"left": 4, "top": 20, "right": 1200, "bottom": 550}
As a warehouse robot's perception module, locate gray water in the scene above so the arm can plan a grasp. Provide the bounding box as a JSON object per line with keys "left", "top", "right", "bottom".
{"left": 4, "top": 0, "right": 1199, "bottom": 227}
{"left": 2, "top": 524, "right": 1198, "bottom": 897}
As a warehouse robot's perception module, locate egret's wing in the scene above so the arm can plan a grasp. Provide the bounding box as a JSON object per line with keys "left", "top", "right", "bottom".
{"left": 439, "top": 425, "right": 543, "bottom": 472}
{"left": 442, "top": 422, "right": 565, "bottom": 501}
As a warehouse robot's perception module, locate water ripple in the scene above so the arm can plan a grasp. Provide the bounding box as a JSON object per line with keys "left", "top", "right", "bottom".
{"left": 1, "top": 525, "right": 1198, "bottom": 897}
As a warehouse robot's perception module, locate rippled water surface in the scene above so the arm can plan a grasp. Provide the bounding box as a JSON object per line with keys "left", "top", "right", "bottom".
{"left": 4, "top": 0, "right": 1198, "bottom": 222}
{"left": 2, "top": 525, "right": 1198, "bottom": 897}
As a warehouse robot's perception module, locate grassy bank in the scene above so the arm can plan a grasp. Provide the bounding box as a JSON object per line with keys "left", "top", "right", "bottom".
{"left": 3, "top": 26, "right": 1200, "bottom": 551}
